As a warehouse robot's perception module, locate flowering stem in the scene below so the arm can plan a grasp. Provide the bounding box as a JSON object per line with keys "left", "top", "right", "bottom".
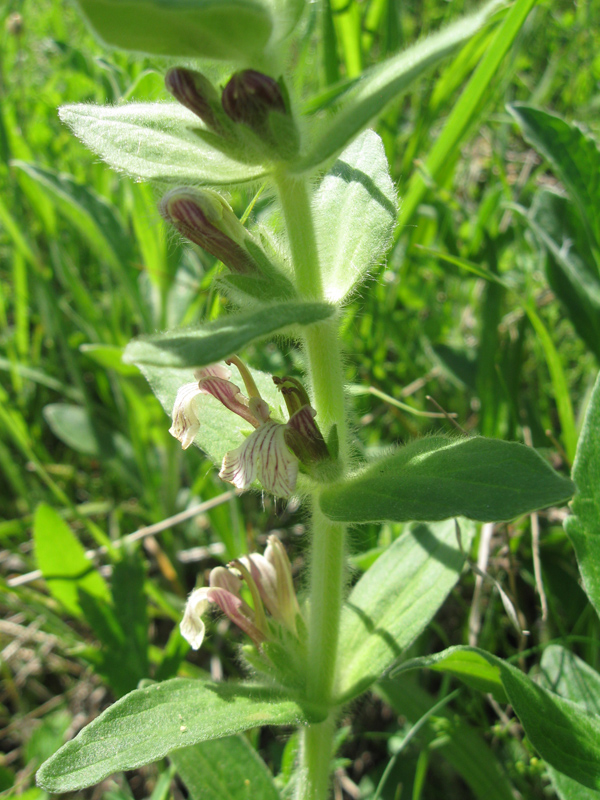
{"left": 275, "top": 170, "right": 349, "bottom": 799}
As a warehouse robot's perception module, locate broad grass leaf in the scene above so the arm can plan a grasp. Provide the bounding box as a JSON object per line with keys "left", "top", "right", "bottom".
{"left": 33, "top": 504, "right": 110, "bottom": 619}
{"left": 170, "top": 736, "right": 281, "bottom": 800}
{"left": 320, "top": 435, "right": 574, "bottom": 523}
{"left": 336, "top": 519, "right": 474, "bottom": 701}
{"left": 36, "top": 680, "right": 324, "bottom": 792}
{"left": 526, "top": 190, "right": 600, "bottom": 361}
{"left": 59, "top": 103, "right": 267, "bottom": 186}
{"left": 314, "top": 130, "right": 397, "bottom": 303}
{"left": 564, "top": 371, "right": 600, "bottom": 619}
{"left": 12, "top": 161, "right": 132, "bottom": 270}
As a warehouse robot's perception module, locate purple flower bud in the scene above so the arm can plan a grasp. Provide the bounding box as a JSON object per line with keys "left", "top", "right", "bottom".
{"left": 160, "top": 188, "right": 260, "bottom": 276}
{"left": 273, "top": 376, "right": 311, "bottom": 417}
{"left": 284, "top": 405, "right": 330, "bottom": 465}
{"left": 221, "top": 69, "right": 286, "bottom": 127}
{"left": 221, "top": 70, "right": 299, "bottom": 160}
{"left": 165, "top": 68, "right": 228, "bottom": 135}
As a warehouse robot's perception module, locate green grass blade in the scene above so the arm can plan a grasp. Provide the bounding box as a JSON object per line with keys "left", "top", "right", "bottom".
{"left": 397, "top": 0, "right": 537, "bottom": 232}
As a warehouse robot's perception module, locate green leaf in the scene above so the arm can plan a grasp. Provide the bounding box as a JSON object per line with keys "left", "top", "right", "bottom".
{"left": 565, "top": 371, "right": 600, "bottom": 619}
{"left": 320, "top": 435, "right": 574, "bottom": 524}
{"left": 170, "top": 736, "right": 281, "bottom": 800}
{"left": 525, "top": 190, "right": 600, "bottom": 361}
{"left": 132, "top": 363, "right": 288, "bottom": 465}
{"left": 376, "top": 677, "right": 516, "bottom": 800}
{"left": 314, "top": 130, "right": 397, "bottom": 302}
{"left": 74, "top": 0, "right": 273, "bottom": 62}
{"left": 508, "top": 104, "right": 600, "bottom": 250}
{"left": 124, "top": 302, "right": 334, "bottom": 368}
{"left": 291, "top": 0, "right": 505, "bottom": 173}
{"left": 12, "top": 161, "right": 132, "bottom": 271}
{"left": 540, "top": 646, "right": 600, "bottom": 715}
{"left": 79, "top": 551, "right": 150, "bottom": 697}
{"left": 395, "top": 646, "right": 506, "bottom": 701}
{"left": 33, "top": 504, "right": 110, "bottom": 618}
{"left": 336, "top": 519, "right": 474, "bottom": 702}
{"left": 36, "top": 679, "right": 323, "bottom": 793}
{"left": 539, "top": 647, "right": 600, "bottom": 798}
{"left": 58, "top": 104, "right": 267, "bottom": 186}
{"left": 395, "top": 646, "right": 600, "bottom": 791}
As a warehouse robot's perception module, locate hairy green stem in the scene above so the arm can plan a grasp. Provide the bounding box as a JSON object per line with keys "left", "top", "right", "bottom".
{"left": 275, "top": 170, "right": 349, "bottom": 799}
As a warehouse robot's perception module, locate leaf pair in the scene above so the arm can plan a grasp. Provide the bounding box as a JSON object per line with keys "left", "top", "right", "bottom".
{"left": 61, "top": 0, "right": 505, "bottom": 184}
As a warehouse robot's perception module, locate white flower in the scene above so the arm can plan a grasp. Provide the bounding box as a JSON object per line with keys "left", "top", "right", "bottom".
{"left": 219, "top": 420, "right": 299, "bottom": 497}
{"left": 169, "top": 382, "right": 203, "bottom": 449}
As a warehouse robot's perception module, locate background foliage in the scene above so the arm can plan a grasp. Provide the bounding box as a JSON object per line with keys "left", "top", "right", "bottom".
{"left": 1, "top": 0, "right": 599, "bottom": 797}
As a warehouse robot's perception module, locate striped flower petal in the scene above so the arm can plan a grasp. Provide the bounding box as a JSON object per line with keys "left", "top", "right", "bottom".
{"left": 219, "top": 420, "right": 299, "bottom": 497}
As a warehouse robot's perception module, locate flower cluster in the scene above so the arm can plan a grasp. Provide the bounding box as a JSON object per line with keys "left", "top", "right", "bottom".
{"left": 170, "top": 355, "right": 330, "bottom": 497}
{"left": 180, "top": 534, "right": 301, "bottom": 651}
{"left": 165, "top": 66, "right": 299, "bottom": 162}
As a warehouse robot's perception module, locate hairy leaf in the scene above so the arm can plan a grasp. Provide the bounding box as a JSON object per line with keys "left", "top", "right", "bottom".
{"left": 59, "top": 104, "right": 267, "bottom": 185}
{"left": 320, "top": 435, "right": 574, "bottom": 523}
{"left": 124, "top": 302, "right": 334, "bottom": 368}
{"left": 74, "top": 0, "right": 273, "bottom": 61}
{"left": 37, "top": 679, "right": 323, "bottom": 792}
{"left": 314, "top": 130, "right": 397, "bottom": 303}
{"left": 565, "top": 371, "right": 600, "bottom": 619}
{"left": 131, "top": 362, "right": 288, "bottom": 465}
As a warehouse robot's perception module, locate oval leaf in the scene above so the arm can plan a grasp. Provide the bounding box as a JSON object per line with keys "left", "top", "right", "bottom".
{"left": 508, "top": 104, "right": 600, "bottom": 250}
{"left": 36, "top": 679, "right": 323, "bottom": 793}
{"left": 75, "top": 0, "right": 273, "bottom": 62}
{"left": 320, "top": 435, "right": 574, "bottom": 523}
{"left": 33, "top": 504, "right": 110, "bottom": 618}
{"left": 59, "top": 103, "right": 267, "bottom": 185}
{"left": 314, "top": 130, "right": 397, "bottom": 303}
{"left": 540, "top": 646, "right": 600, "bottom": 800}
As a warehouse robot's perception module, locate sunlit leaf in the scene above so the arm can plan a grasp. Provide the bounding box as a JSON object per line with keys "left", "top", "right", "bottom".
{"left": 336, "top": 519, "right": 474, "bottom": 701}
{"left": 59, "top": 103, "right": 267, "bottom": 185}
{"left": 320, "top": 435, "right": 574, "bottom": 524}
{"left": 37, "top": 679, "right": 323, "bottom": 792}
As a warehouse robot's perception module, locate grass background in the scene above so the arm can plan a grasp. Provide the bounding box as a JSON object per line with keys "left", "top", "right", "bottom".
{"left": 1, "top": 0, "right": 599, "bottom": 797}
